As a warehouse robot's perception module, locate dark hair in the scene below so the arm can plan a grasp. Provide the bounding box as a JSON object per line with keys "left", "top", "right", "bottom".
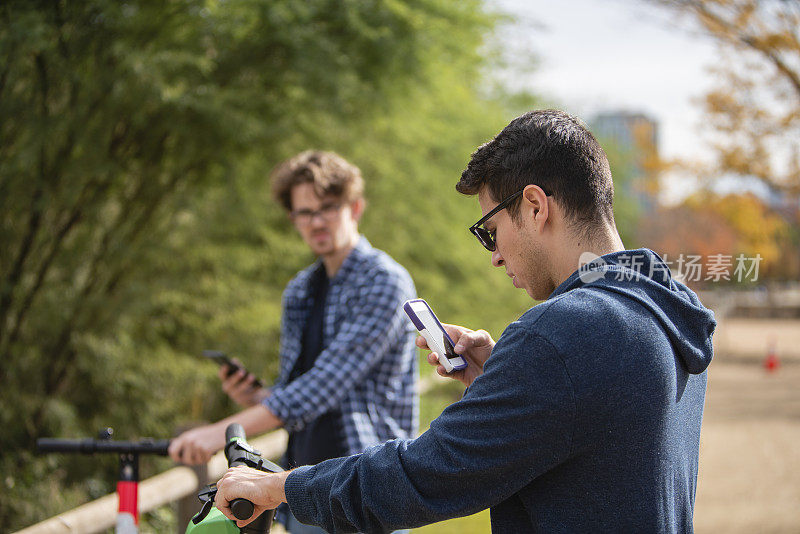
{"left": 457, "top": 109, "right": 615, "bottom": 235}
{"left": 271, "top": 150, "right": 364, "bottom": 211}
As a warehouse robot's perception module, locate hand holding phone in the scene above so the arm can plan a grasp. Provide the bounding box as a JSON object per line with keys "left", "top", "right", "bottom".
{"left": 417, "top": 324, "right": 495, "bottom": 387}
{"left": 202, "top": 350, "right": 264, "bottom": 388}
{"left": 403, "top": 299, "right": 467, "bottom": 373}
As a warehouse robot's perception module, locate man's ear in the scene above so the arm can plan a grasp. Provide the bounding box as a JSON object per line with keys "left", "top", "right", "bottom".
{"left": 350, "top": 197, "right": 365, "bottom": 222}
{"left": 522, "top": 184, "right": 549, "bottom": 231}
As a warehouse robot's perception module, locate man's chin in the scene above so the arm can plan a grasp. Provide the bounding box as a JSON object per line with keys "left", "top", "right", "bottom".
{"left": 525, "top": 285, "right": 546, "bottom": 301}
{"left": 309, "top": 242, "right": 334, "bottom": 256}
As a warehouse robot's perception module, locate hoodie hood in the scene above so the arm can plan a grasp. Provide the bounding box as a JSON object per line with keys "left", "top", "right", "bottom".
{"left": 550, "top": 249, "right": 716, "bottom": 374}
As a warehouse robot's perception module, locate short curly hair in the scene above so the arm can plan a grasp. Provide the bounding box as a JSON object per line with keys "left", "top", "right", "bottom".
{"left": 457, "top": 110, "right": 615, "bottom": 236}
{"left": 271, "top": 150, "right": 364, "bottom": 211}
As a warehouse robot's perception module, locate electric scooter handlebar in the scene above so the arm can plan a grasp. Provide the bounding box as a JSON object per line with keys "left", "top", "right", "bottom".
{"left": 224, "top": 424, "right": 256, "bottom": 520}
{"left": 37, "top": 437, "right": 170, "bottom": 455}
{"left": 37, "top": 430, "right": 170, "bottom": 533}
{"left": 225, "top": 423, "right": 246, "bottom": 443}
{"left": 189, "top": 423, "right": 280, "bottom": 531}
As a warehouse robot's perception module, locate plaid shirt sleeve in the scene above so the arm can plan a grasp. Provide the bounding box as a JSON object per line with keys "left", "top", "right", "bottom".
{"left": 264, "top": 266, "right": 411, "bottom": 432}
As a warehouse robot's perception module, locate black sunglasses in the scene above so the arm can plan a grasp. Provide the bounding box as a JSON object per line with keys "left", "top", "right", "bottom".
{"left": 469, "top": 187, "right": 549, "bottom": 252}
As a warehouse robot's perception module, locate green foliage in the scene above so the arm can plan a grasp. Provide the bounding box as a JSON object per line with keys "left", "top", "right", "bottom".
{"left": 0, "top": 0, "right": 538, "bottom": 530}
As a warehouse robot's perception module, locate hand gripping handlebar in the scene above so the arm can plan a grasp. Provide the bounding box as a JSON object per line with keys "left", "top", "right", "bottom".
{"left": 191, "top": 423, "right": 282, "bottom": 533}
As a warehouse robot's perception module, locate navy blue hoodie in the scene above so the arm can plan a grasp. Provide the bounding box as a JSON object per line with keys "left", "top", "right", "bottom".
{"left": 284, "top": 249, "right": 716, "bottom": 533}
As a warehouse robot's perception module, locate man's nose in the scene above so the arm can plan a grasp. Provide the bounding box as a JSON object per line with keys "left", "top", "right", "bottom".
{"left": 491, "top": 249, "right": 504, "bottom": 267}
{"left": 309, "top": 212, "right": 327, "bottom": 227}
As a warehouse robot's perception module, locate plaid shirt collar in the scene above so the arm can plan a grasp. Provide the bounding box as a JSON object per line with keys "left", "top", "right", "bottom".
{"left": 294, "top": 235, "right": 373, "bottom": 298}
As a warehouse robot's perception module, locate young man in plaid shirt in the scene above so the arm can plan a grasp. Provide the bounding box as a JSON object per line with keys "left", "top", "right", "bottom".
{"left": 169, "top": 151, "right": 417, "bottom": 534}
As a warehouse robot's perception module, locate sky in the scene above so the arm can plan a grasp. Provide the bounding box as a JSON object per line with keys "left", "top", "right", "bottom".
{"left": 491, "top": 0, "right": 721, "bottom": 174}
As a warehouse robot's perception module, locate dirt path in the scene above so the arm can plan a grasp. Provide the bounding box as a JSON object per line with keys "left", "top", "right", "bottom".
{"left": 695, "top": 360, "right": 800, "bottom": 533}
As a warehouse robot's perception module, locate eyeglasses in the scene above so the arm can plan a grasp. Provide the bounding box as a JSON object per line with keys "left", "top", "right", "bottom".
{"left": 469, "top": 187, "right": 550, "bottom": 252}
{"left": 290, "top": 202, "right": 343, "bottom": 226}
{"left": 469, "top": 190, "right": 523, "bottom": 252}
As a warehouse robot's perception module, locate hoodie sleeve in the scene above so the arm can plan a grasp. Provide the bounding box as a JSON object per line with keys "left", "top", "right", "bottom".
{"left": 283, "top": 326, "right": 576, "bottom": 533}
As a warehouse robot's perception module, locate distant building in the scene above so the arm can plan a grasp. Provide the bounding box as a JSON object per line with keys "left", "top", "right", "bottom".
{"left": 591, "top": 111, "right": 660, "bottom": 212}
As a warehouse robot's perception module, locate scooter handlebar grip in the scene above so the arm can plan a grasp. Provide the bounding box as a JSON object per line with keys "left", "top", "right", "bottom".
{"left": 225, "top": 423, "right": 246, "bottom": 443}
{"left": 230, "top": 498, "right": 255, "bottom": 520}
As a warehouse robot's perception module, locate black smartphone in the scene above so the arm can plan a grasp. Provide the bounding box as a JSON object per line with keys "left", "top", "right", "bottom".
{"left": 202, "top": 350, "right": 263, "bottom": 388}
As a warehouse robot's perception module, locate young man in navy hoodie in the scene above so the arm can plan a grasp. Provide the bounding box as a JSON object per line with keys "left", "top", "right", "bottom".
{"left": 213, "top": 110, "right": 716, "bottom": 533}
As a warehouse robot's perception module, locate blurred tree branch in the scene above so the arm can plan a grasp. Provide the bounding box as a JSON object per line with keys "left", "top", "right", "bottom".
{"left": 652, "top": 0, "right": 800, "bottom": 194}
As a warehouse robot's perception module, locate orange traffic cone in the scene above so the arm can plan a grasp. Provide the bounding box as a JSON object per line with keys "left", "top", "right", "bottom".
{"left": 763, "top": 341, "right": 780, "bottom": 373}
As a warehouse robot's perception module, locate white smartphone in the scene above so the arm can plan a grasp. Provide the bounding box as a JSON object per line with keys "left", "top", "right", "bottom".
{"left": 403, "top": 299, "right": 467, "bottom": 373}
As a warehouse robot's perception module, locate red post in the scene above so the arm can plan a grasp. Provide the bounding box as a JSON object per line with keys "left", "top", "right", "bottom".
{"left": 116, "top": 453, "right": 139, "bottom": 533}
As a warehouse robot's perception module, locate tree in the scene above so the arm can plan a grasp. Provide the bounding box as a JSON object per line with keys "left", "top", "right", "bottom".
{"left": 651, "top": 0, "right": 800, "bottom": 195}
{"left": 638, "top": 191, "right": 791, "bottom": 284}
{"left": 685, "top": 191, "right": 791, "bottom": 275}
{"left": 637, "top": 204, "right": 739, "bottom": 263}
{"left": 1, "top": 1, "right": 533, "bottom": 529}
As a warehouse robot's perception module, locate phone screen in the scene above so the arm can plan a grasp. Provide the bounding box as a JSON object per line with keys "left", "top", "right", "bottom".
{"left": 407, "top": 300, "right": 457, "bottom": 358}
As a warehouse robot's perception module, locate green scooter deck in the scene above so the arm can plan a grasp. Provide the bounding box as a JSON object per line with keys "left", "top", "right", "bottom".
{"left": 186, "top": 507, "right": 240, "bottom": 534}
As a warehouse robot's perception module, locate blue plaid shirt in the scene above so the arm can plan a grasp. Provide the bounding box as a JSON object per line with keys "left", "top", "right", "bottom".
{"left": 264, "top": 236, "right": 418, "bottom": 455}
